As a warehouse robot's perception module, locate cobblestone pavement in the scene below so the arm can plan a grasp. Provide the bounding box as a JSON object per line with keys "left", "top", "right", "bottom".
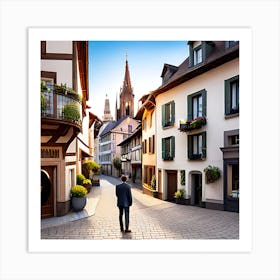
{"left": 41, "top": 175, "right": 239, "bottom": 240}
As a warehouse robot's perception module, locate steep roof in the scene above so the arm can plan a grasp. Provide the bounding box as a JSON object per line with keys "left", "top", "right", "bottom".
{"left": 152, "top": 41, "right": 239, "bottom": 96}
{"left": 117, "top": 125, "right": 142, "bottom": 146}
{"left": 98, "top": 116, "right": 132, "bottom": 137}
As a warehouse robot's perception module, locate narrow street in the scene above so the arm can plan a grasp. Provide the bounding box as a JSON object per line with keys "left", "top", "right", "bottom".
{"left": 41, "top": 175, "right": 239, "bottom": 240}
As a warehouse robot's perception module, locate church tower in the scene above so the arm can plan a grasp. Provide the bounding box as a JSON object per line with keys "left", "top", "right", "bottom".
{"left": 102, "top": 94, "right": 113, "bottom": 122}
{"left": 116, "top": 55, "right": 135, "bottom": 121}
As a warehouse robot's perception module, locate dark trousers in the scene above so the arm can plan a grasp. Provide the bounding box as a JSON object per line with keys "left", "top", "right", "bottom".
{"left": 118, "top": 206, "right": 130, "bottom": 231}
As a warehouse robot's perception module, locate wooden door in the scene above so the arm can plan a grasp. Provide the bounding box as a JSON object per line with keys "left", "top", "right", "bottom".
{"left": 166, "top": 170, "right": 177, "bottom": 201}
{"left": 41, "top": 166, "right": 54, "bottom": 218}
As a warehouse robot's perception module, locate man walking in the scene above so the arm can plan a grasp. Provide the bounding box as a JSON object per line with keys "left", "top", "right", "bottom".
{"left": 116, "top": 175, "right": 132, "bottom": 233}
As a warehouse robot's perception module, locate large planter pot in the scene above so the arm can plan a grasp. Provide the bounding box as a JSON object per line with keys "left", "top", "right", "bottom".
{"left": 175, "top": 198, "right": 186, "bottom": 205}
{"left": 92, "top": 180, "right": 100, "bottom": 187}
{"left": 71, "top": 196, "right": 87, "bottom": 212}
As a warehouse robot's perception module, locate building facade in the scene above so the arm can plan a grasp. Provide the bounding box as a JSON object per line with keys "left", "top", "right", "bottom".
{"left": 135, "top": 94, "right": 158, "bottom": 197}
{"left": 118, "top": 126, "right": 142, "bottom": 183}
{"left": 40, "top": 41, "right": 99, "bottom": 218}
{"left": 98, "top": 116, "right": 139, "bottom": 177}
{"left": 152, "top": 41, "right": 239, "bottom": 212}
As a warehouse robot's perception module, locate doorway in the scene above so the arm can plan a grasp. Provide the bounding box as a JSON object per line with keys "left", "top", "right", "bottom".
{"left": 190, "top": 172, "right": 202, "bottom": 206}
{"left": 41, "top": 167, "right": 55, "bottom": 218}
{"left": 166, "top": 170, "right": 177, "bottom": 201}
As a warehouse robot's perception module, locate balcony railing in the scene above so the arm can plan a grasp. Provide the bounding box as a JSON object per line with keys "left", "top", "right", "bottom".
{"left": 178, "top": 116, "right": 207, "bottom": 132}
{"left": 41, "top": 89, "right": 82, "bottom": 126}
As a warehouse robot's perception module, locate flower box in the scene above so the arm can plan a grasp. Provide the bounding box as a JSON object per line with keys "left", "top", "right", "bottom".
{"left": 179, "top": 117, "right": 207, "bottom": 132}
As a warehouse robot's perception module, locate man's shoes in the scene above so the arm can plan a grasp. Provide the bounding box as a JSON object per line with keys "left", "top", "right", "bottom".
{"left": 120, "top": 229, "right": 124, "bottom": 232}
{"left": 125, "top": 229, "right": 131, "bottom": 233}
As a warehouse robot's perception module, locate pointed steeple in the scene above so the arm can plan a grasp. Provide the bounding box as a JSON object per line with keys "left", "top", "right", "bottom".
{"left": 116, "top": 52, "right": 135, "bottom": 121}
{"left": 102, "top": 94, "right": 113, "bottom": 122}
{"left": 123, "top": 57, "right": 132, "bottom": 91}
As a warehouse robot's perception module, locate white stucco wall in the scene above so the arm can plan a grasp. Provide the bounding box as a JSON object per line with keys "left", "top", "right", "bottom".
{"left": 46, "top": 41, "right": 72, "bottom": 54}
{"left": 41, "top": 60, "right": 72, "bottom": 87}
{"left": 156, "top": 58, "right": 239, "bottom": 202}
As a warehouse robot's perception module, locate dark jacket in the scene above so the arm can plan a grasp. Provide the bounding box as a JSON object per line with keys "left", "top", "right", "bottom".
{"left": 116, "top": 182, "right": 132, "bottom": 207}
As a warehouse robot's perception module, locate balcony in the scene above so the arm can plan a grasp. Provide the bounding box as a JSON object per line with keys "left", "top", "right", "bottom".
{"left": 178, "top": 116, "right": 207, "bottom": 132}
{"left": 41, "top": 85, "right": 82, "bottom": 127}
{"left": 41, "top": 84, "right": 83, "bottom": 152}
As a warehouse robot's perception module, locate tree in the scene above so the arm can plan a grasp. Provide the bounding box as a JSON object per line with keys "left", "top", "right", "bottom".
{"left": 112, "top": 156, "right": 122, "bottom": 177}
{"left": 82, "top": 160, "right": 100, "bottom": 179}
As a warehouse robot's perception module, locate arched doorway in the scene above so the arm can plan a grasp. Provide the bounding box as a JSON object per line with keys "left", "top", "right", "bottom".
{"left": 41, "top": 167, "right": 54, "bottom": 218}
{"left": 190, "top": 171, "right": 202, "bottom": 206}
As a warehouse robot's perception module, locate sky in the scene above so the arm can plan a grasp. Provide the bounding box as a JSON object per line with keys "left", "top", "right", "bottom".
{"left": 88, "top": 41, "right": 189, "bottom": 120}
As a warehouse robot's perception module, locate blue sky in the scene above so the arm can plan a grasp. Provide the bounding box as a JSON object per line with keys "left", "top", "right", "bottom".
{"left": 88, "top": 41, "right": 188, "bottom": 120}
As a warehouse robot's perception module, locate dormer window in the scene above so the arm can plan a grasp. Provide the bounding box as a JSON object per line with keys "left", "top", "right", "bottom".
{"left": 225, "top": 41, "right": 238, "bottom": 48}
{"left": 194, "top": 46, "right": 202, "bottom": 65}
{"left": 188, "top": 41, "right": 215, "bottom": 68}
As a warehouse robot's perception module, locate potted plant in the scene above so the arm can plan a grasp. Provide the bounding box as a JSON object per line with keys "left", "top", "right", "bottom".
{"left": 150, "top": 175, "right": 158, "bottom": 198}
{"left": 76, "top": 173, "right": 86, "bottom": 185}
{"left": 71, "top": 185, "right": 88, "bottom": 212}
{"left": 62, "top": 102, "right": 81, "bottom": 122}
{"left": 82, "top": 178, "right": 92, "bottom": 193}
{"left": 204, "top": 165, "right": 221, "bottom": 184}
{"left": 174, "top": 188, "right": 186, "bottom": 204}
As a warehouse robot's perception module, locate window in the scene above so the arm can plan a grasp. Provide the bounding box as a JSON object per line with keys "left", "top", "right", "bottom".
{"left": 143, "top": 165, "right": 155, "bottom": 185}
{"left": 188, "top": 132, "right": 206, "bottom": 160}
{"left": 227, "top": 164, "right": 239, "bottom": 198}
{"left": 225, "top": 75, "right": 239, "bottom": 116}
{"left": 229, "top": 135, "right": 239, "bottom": 146}
{"left": 162, "top": 101, "right": 175, "bottom": 127}
{"left": 148, "top": 135, "right": 155, "bottom": 154}
{"left": 187, "top": 89, "right": 207, "bottom": 120}
{"left": 225, "top": 41, "right": 238, "bottom": 48}
{"left": 142, "top": 139, "right": 147, "bottom": 154}
{"left": 128, "top": 125, "right": 132, "bottom": 133}
{"left": 193, "top": 94, "right": 203, "bottom": 119}
{"left": 194, "top": 47, "right": 202, "bottom": 65}
{"left": 162, "top": 136, "right": 175, "bottom": 160}
{"left": 143, "top": 118, "right": 147, "bottom": 131}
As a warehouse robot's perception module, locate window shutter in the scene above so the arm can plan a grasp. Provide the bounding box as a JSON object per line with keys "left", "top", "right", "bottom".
{"left": 171, "top": 101, "right": 175, "bottom": 125}
{"left": 162, "top": 104, "right": 166, "bottom": 127}
{"left": 162, "top": 138, "right": 166, "bottom": 160}
{"left": 225, "top": 79, "right": 231, "bottom": 115}
{"left": 152, "top": 135, "right": 155, "bottom": 153}
{"left": 189, "top": 44, "right": 194, "bottom": 67}
{"left": 202, "top": 89, "right": 207, "bottom": 117}
{"left": 202, "top": 132, "right": 207, "bottom": 158}
{"left": 188, "top": 135, "right": 193, "bottom": 159}
{"left": 187, "top": 95, "right": 192, "bottom": 120}
{"left": 171, "top": 136, "right": 175, "bottom": 159}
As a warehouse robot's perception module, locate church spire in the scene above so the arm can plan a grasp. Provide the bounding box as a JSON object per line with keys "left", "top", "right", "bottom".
{"left": 116, "top": 53, "right": 135, "bottom": 121}
{"left": 123, "top": 51, "right": 132, "bottom": 91}
{"left": 102, "top": 94, "right": 113, "bottom": 123}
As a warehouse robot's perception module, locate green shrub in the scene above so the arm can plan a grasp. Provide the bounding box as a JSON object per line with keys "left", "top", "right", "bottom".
{"left": 83, "top": 179, "right": 92, "bottom": 185}
{"left": 150, "top": 175, "right": 156, "bottom": 190}
{"left": 174, "top": 188, "right": 185, "bottom": 198}
{"left": 82, "top": 160, "right": 100, "bottom": 179}
{"left": 76, "top": 173, "right": 86, "bottom": 185}
{"left": 71, "top": 185, "right": 88, "bottom": 198}
{"left": 41, "top": 93, "right": 46, "bottom": 111}
{"left": 62, "top": 102, "right": 80, "bottom": 122}
{"left": 204, "top": 165, "right": 221, "bottom": 183}
{"left": 180, "top": 170, "right": 185, "bottom": 185}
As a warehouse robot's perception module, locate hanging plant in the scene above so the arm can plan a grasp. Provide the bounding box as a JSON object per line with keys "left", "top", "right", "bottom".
{"left": 180, "top": 170, "right": 185, "bottom": 185}
{"left": 204, "top": 165, "right": 221, "bottom": 184}
{"left": 62, "top": 102, "right": 80, "bottom": 122}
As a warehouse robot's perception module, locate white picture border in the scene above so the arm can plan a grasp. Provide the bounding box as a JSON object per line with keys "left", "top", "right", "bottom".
{"left": 28, "top": 27, "right": 252, "bottom": 253}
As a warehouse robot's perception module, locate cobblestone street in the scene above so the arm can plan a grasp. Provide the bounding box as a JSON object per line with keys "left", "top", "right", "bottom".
{"left": 41, "top": 175, "right": 239, "bottom": 240}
